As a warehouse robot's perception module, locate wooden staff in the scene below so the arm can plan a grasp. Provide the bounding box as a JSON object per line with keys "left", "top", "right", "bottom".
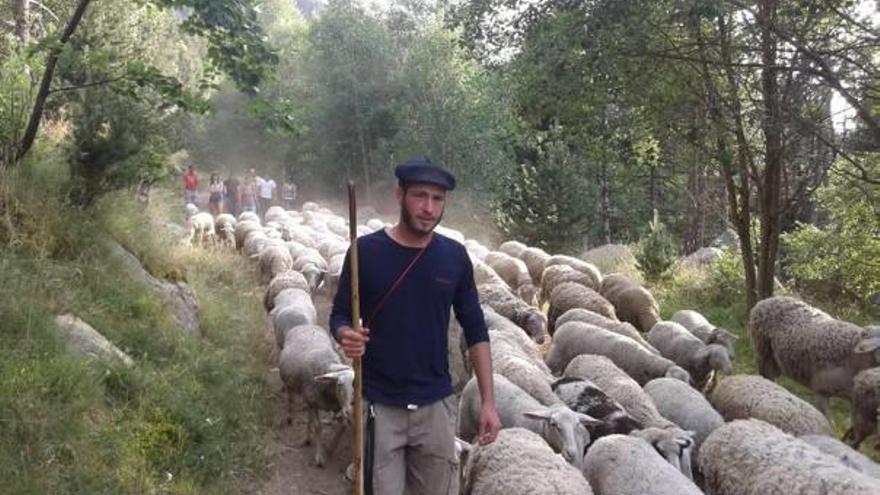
{"left": 348, "top": 181, "right": 365, "bottom": 495}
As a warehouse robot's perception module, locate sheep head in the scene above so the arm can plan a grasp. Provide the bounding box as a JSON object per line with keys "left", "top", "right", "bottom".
{"left": 524, "top": 406, "right": 602, "bottom": 470}
{"left": 315, "top": 364, "right": 355, "bottom": 421}
{"left": 522, "top": 311, "right": 548, "bottom": 345}
{"left": 631, "top": 427, "right": 695, "bottom": 480}
{"left": 665, "top": 365, "right": 692, "bottom": 385}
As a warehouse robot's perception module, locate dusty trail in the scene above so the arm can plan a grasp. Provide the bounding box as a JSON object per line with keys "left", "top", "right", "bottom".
{"left": 258, "top": 289, "right": 351, "bottom": 495}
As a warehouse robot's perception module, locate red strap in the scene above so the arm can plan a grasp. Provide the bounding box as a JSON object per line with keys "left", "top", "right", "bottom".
{"left": 365, "top": 244, "right": 429, "bottom": 327}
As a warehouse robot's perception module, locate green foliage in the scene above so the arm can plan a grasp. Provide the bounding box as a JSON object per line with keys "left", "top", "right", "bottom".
{"left": 0, "top": 157, "right": 271, "bottom": 494}
{"left": 635, "top": 209, "right": 678, "bottom": 281}
{"left": 783, "top": 158, "right": 880, "bottom": 311}
{"left": 0, "top": 37, "right": 40, "bottom": 166}
{"left": 493, "top": 138, "right": 589, "bottom": 252}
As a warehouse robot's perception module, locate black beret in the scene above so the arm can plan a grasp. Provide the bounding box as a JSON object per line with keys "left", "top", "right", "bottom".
{"left": 394, "top": 156, "right": 456, "bottom": 191}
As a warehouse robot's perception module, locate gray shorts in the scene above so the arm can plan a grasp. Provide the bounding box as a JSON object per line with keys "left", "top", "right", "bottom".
{"left": 368, "top": 396, "right": 458, "bottom": 495}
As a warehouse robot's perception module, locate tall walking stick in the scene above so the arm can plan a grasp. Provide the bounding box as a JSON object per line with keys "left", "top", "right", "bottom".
{"left": 348, "top": 181, "right": 365, "bottom": 495}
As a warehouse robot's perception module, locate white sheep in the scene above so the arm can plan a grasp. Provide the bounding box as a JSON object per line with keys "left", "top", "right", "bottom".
{"left": 543, "top": 254, "right": 602, "bottom": 288}
{"left": 520, "top": 246, "right": 551, "bottom": 283}
{"left": 185, "top": 202, "right": 199, "bottom": 218}
{"left": 291, "top": 247, "right": 328, "bottom": 291}
{"left": 547, "top": 282, "right": 617, "bottom": 334}
{"left": 214, "top": 213, "right": 237, "bottom": 249}
{"left": 708, "top": 374, "right": 832, "bottom": 436}
{"left": 270, "top": 288, "right": 317, "bottom": 348}
{"left": 646, "top": 321, "right": 733, "bottom": 385}
{"left": 556, "top": 308, "right": 658, "bottom": 354}
{"left": 234, "top": 220, "right": 262, "bottom": 250}
{"left": 539, "top": 264, "right": 596, "bottom": 305}
{"left": 263, "top": 270, "right": 310, "bottom": 312}
{"left": 493, "top": 352, "right": 559, "bottom": 407}
{"left": 644, "top": 377, "right": 724, "bottom": 465}
{"left": 599, "top": 273, "right": 661, "bottom": 332}
{"left": 484, "top": 251, "right": 532, "bottom": 291}
{"left": 483, "top": 307, "right": 548, "bottom": 372}
{"left": 458, "top": 374, "right": 601, "bottom": 470}
{"left": 583, "top": 434, "right": 703, "bottom": 495}
{"left": 278, "top": 324, "right": 354, "bottom": 467}
{"left": 845, "top": 367, "right": 880, "bottom": 450}
{"left": 238, "top": 211, "right": 260, "bottom": 223}
{"left": 461, "top": 427, "right": 594, "bottom": 495}
{"left": 243, "top": 230, "right": 270, "bottom": 258}
{"left": 472, "top": 259, "right": 510, "bottom": 289}
{"left": 562, "top": 354, "right": 696, "bottom": 477}
{"left": 799, "top": 434, "right": 880, "bottom": 480}
{"left": 699, "top": 419, "right": 880, "bottom": 495}
{"left": 477, "top": 283, "right": 547, "bottom": 344}
{"left": 256, "top": 243, "right": 294, "bottom": 284}
{"left": 749, "top": 296, "right": 880, "bottom": 415}
{"left": 464, "top": 239, "right": 490, "bottom": 262}
{"left": 545, "top": 321, "right": 691, "bottom": 385}
{"left": 498, "top": 240, "right": 528, "bottom": 259}
{"left": 186, "top": 212, "right": 215, "bottom": 247}
{"left": 263, "top": 205, "right": 288, "bottom": 223}
{"left": 671, "top": 309, "right": 738, "bottom": 359}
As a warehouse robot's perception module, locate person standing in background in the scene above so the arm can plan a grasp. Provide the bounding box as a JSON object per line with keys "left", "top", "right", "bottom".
{"left": 258, "top": 174, "right": 277, "bottom": 217}
{"left": 224, "top": 174, "right": 240, "bottom": 217}
{"left": 208, "top": 173, "right": 224, "bottom": 216}
{"left": 183, "top": 164, "right": 199, "bottom": 206}
{"left": 240, "top": 169, "right": 258, "bottom": 213}
{"left": 282, "top": 177, "right": 297, "bottom": 210}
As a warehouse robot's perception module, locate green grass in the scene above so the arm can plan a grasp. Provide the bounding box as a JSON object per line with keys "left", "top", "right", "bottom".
{"left": 0, "top": 156, "right": 272, "bottom": 494}
{"left": 652, "top": 255, "right": 879, "bottom": 461}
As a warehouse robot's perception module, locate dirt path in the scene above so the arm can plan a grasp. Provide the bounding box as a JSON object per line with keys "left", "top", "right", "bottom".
{"left": 258, "top": 290, "right": 352, "bottom": 495}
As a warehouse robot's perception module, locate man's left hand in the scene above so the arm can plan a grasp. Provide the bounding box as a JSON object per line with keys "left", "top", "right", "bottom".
{"left": 476, "top": 403, "right": 502, "bottom": 445}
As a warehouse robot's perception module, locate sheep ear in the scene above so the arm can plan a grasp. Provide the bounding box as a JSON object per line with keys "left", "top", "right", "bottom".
{"left": 523, "top": 410, "right": 552, "bottom": 421}
{"left": 315, "top": 370, "right": 346, "bottom": 383}
{"left": 578, "top": 413, "right": 603, "bottom": 427}
{"left": 454, "top": 437, "right": 473, "bottom": 455}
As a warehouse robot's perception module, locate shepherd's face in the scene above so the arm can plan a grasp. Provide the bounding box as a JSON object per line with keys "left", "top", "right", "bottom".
{"left": 398, "top": 183, "right": 446, "bottom": 235}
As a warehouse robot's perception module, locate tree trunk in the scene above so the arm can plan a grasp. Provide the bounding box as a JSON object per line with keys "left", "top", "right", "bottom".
{"left": 756, "top": 0, "right": 783, "bottom": 301}
{"left": 14, "top": 0, "right": 29, "bottom": 44}
{"left": 599, "top": 160, "right": 611, "bottom": 244}
{"left": 14, "top": 0, "right": 93, "bottom": 164}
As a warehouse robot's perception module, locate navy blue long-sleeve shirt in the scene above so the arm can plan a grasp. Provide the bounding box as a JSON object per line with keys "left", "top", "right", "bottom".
{"left": 330, "top": 229, "right": 489, "bottom": 407}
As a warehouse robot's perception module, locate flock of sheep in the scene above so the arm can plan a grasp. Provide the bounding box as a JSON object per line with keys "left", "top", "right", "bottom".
{"left": 184, "top": 201, "right": 880, "bottom": 495}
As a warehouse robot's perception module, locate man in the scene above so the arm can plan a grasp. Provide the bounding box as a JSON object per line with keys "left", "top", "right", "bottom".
{"left": 331, "top": 156, "right": 501, "bottom": 495}
{"left": 282, "top": 176, "right": 297, "bottom": 210}
{"left": 182, "top": 164, "right": 198, "bottom": 206}
{"left": 257, "top": 173, "right": 276, "bottom": 217}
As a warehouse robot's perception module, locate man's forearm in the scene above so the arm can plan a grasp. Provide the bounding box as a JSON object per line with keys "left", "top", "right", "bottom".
{"left": 469, "top": 341, "right": 495, "bottom": 406}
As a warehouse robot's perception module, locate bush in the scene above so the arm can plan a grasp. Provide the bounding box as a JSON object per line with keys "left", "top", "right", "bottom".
{"left": 635, "top": 209, "right": 678, "bottom": 282}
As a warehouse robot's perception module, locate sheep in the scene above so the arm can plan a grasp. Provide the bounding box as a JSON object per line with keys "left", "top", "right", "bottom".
{"left": 278, "top": 324, "right": 354, "bottom": 467}
{"left": 263, "top": 205, "right": 288, "bottom": 223}
{"left": 270, "top": 288, "right": 317, "bottom": 348}
{"left": 317, "top": 237, "right": 348, "bottom": 261}
{"left": 257, "top": 243, "right": 294, "bottom": 284}
{"left": 699, "top": 419, "right": 880, "bottom": 495}
{"left": 484, "top": 251, "right": 532, "bottom": 290}
{"left": 543, "top": 254, "right": 602, "bottom": 288}
{"left": 749, "top": 296, "right": 880, "bottom": 415}
{"left": 583, "top": 434, "right": 702, "bottom": 495}
{"left": 556, "top": 308, "right": 658, "bottom": 354}
{"left": 264, "top": 270, "right": 310, "bottom": 311}
{"left": 185, "top": 203, "right": 199, "bottom": 218}
{"left": 238, "top": 211, "right": 260, "bottom": 223}
{"left": 234, "top": 220, "right": 261, "bottom": 249}
{"left": 498, "top": 240, "right": 528, "bottom": 259}
{"left": 291, "top": 247, "right": 328, "bottom": 291}
{"left": 539, "top": 264, "right": 596, "bottom": 305}
{"left": 671, "top": 309, "right": 738, "bottom": 359}
{"left": 546, "top": 321, "right": 692, "bottom": 385}
{"left": 186, "top": 212, "right": 215, "bottom": 246}
{"left": 214, "top": 213, "right": 237, "bottom": 249}
{"left": 708, "top": 374, "right": 833, "bottom": 436}
{"left": 520, "top": 246, "right": 551, "bottom": 283}
{"left": 321, "top": 253, "right": 346, "bottom": 297}
{"left": 799, "top": 434, "right": 880, "bottom": 480}
{"left": 845, "top": 367, "right": 880, "bottom": 450}
{"left": 493, "top": 352, "right": 559, "bottom": 407}
{"left": 460, "top": 427, "right": 594, "bottom": 495}
{"left": 243, "top": 231, "right": 270, "bottom": 258}
{"left": 562, "top": 354, "right": 695, "bottom": 479}
{"left": 472, "top": 259, "right": 510, "bottom": 289}
{"left": 483, "top": 307, "right": 547, "bottom": 371}
{"left": 562, "top": 354, "right": 682, "bottom": 432}
{"left": 435, "top": 225, "right": 465, "bottom": 243}
{"left": 477, "top": 283, "right": 547, "bottom": 344}
{"left": 646, "top": 321, "right": 733, "bottom": 385}
{"left": 464, "top": 239, "right": 490, "bottom": 262}
{"left": 599, "top": 274, "right": 660, "bottom": 332}
{"left": 458, "top": 374, "right": 601, "bottom": 470}
{"left": 547, "top": 282, "right": 617, "bottom": 334}
{"left": 551, "top": 377, "right": 642, "bottom": 439}
{"left": 644, "top": 377, "right": 724, "bottom": 463}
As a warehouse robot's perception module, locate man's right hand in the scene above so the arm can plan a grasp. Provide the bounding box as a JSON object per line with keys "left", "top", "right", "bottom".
{"left": 336, "top": 326, "right": 370, "bottom": 359}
